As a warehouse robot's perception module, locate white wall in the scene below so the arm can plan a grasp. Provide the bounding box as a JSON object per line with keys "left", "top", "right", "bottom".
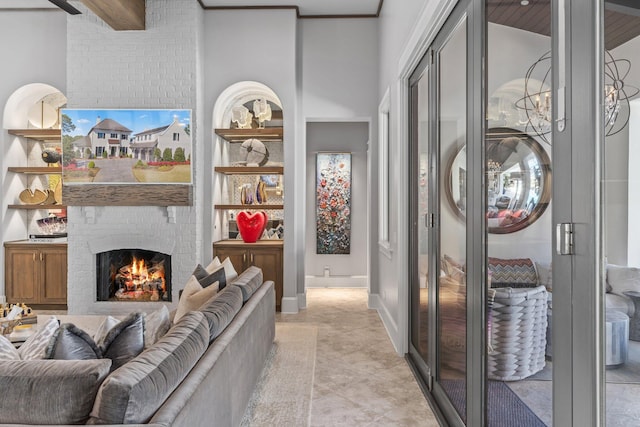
{"left": 300, "top": 18, "right": 378, "bottom": 296}
{"left": 305, "top": 122, "right": 368, "bottom": 283}
{"left": 203, "top": 9, "right": 300, "bottom": 312}
{"left": 376, "top": 0, "right": 450, "bottom": 352}
{"left": 0, "top": 10, "right": 67, "bottom": 300}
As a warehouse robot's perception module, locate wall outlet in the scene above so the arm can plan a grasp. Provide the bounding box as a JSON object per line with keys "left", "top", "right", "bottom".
{"left": 323, "top": 266, "right": 330, "bottom": 278}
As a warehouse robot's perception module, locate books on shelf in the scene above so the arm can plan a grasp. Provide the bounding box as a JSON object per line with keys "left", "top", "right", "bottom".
{"left": 28, "top": 233, "right": 67, "bottom": 243}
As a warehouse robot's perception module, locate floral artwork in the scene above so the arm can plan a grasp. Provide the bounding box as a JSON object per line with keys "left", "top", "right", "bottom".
{"left": 316, "top": 153, "right": 351, "bottom": 254}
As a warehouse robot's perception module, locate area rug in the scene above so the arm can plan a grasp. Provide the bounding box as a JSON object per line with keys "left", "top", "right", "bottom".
{"left": 440, "top": 379, "right": 546, "bottom": 427}
{"left": 241, "top": 323, "right": 318, "bottom": 427}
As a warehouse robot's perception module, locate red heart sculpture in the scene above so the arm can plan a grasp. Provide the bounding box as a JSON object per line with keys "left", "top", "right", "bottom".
{"left": 236, "top": 211, "right": 267, "bottom": 243}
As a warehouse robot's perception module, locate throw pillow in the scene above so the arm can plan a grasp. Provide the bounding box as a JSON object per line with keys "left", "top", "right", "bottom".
{"left": 93, "top": 316, "right": 121, "bottom": 344}
{"left": 193, "top": 263, "right": 227, "bottom": 290}
{"left": 0, "top": 335, "right": 20, "bottom": 360}
{"left": 204, "top": 256, "right": 238, "bottom": 282}
{"left": 174, "top": 275, "right": 220, "bottom": 323}
{"left": 488, "top": 257, "right": 538, "bottom": 288}
{"left": 0, "top": 359, "right": 112, "bottom": 425}
{"left": 143, "top": 305, "right": 171, "bottom": 348}
{"left": 18, "top": 316, "right": 59, "bottom": 360}
{"left": 535, "top": 261, "right": 553, "bottom": 292}
{"left": 46, "top": 323, "right": 101, "bottom": 360}
{"left": 98, "top": 312, "right": 145, "bottom": 371}
{"left": 607, "top": 264, "right": 640, "bottom": 295}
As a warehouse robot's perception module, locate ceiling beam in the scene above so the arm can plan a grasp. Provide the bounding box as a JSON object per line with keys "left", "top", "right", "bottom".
{"left": 80, "top": 0, "right": 145, "bottom": 30}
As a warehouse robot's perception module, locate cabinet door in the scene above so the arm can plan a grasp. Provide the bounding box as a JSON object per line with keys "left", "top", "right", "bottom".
{"left": 5, "top": 248, "right": 38, "bottom": 304}
{"left": 249, "top": 247, "right": 283, "bottom": 311}
{"left": 213, "top": 246, "right": 249, "bottom": 274}
{"left": 40, "top": 247, "right": 67, "bottom": 304}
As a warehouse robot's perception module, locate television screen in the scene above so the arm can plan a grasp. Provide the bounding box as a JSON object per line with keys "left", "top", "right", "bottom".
{"left": 61, "top": 109, "right": 192, "bottom": 184}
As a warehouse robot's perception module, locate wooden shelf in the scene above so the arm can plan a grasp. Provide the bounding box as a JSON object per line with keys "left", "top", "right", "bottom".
{"left": 8, "top": 129, "right": 61, "bottom": 142}
{"left": 215, "top": 204, "right": 283, "bottom": 210}
{"left": 8, "top": 167, "right": 62, "bottom": 174}
{"left": 214, "top": 166, "right": 283, "bottom": 175}
{"left": 8, "top": 204, "right": 66, "bottom": 210}
{"left": 214, "top": 127, "right": 283, "bottom": 143}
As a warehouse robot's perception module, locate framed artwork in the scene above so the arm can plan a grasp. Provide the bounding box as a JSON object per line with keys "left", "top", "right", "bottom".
{"left": 61, "top": 109, "right": 192, "bottom": 185}
{"left": 316, "top": 152, "right": 351, "bottom": 254}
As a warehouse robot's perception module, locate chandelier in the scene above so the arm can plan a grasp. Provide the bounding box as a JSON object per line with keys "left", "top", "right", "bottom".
{"left": 516, "top": 50, "right": 639, "bottom": 144}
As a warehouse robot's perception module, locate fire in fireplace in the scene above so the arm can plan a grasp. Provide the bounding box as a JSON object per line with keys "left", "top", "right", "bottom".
{"left": 96, "top": 249, "right": 172, "bottom": 302}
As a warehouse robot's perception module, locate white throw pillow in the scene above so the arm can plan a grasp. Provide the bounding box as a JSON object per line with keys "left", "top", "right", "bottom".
{"left": 607, "top": 264, "right": 640, "bottom": 296}
{"left": 535, "top": 261, "right": 553, "bottom": 292}
{"left": 18, "top": 316, "right": 59, "bottom": 360}
{"left": 174, "top": 275, "right": 220, "bottom": 323}
{"left": 0, "top": 335, "right": 20, "bottom": 360}
{"left": 144, "top": 306, "right": 171, "bottom": 348}
{"left": 93, "top": 316, "right": 121, "bottom": 344}
{"left": 204, "top": 256, "right": 238, "bottom": 282}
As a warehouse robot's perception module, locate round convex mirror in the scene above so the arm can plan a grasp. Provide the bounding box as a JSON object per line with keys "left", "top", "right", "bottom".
{"left": 445, "top": 127, "right": 551, "bottom": 234}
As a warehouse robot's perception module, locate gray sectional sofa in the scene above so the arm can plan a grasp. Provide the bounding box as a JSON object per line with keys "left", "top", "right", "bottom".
{"left": 0, "top": 266, "right": 275, "bottom": 426}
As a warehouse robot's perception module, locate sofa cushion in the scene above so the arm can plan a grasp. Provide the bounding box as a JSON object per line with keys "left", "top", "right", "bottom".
{"left": 0, "top": 334, "right": 20, "bottom": 360}
{"left": 199, "top": 284, "right": 244, "bottom": 342}
{"left": 18, "top": 316, "right": 59, "bottom": 360}
{"left": 193, "top": 263, "right": 227, "bottom": 290}
{"left": 231, "top": 266, "right": 264, "bottom": 302}
{"left": 174, "top": 275, "right": 220, "bottom": 323}
{"left": 46, "top": 323, "right": 101, "bottom": 360}
{"left": 535, "top": 261, "right": 553, "bottom": 292}
{"left": 98, "top": 312, "right": 145, "bottom": 371}
{"left": 0, "top": 359, "right": 112, "bottom": 425}
{"left": 89, "top": 311, "right": 209, "bottom": 425}
{"left": 488, "top": 257, "right": 538, "bottom": 288}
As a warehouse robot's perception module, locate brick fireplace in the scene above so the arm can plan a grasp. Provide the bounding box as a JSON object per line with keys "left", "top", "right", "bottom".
{"left": 64, "top": 0, "right": 203, "bottom": 315}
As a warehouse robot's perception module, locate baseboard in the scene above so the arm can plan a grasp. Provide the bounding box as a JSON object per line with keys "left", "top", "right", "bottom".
{"left": 369, "top": 293, "right": 403, "bottom": 355}
{"left": 297, "top": 292, "right": 307, "bottom": 309}
{"left": 280, "top": 296, "right": 299, "bottom": 314}
{"left": 305, "top": 275, "right": 367, "bottom": 288}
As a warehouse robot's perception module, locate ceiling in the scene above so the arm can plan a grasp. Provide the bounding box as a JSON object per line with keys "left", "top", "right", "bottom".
{"left": 0, "top": 0, "right": 384, "bottom": 17}
{"left": 488, "top": 0, "right": 640, "bottom": 50}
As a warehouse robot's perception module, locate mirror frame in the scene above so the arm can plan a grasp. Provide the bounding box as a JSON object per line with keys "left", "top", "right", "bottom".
{"left": 445, "top": 127, "right": 552, "bottom": 234}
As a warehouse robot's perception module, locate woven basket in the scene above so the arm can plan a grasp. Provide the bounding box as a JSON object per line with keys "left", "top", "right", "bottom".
{"left": 488, "top": 285, "right": 548, "bottom": 381}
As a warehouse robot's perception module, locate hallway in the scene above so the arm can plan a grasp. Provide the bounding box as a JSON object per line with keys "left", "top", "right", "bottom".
{"left": 276, "top": 288, "right": 439, "bottom": 426}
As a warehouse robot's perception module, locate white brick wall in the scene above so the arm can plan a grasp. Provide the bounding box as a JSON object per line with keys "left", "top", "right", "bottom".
{"left": 66, "top": 0, "right": 203, "bottom": 314}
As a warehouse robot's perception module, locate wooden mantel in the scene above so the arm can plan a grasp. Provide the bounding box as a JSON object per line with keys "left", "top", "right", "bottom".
{"left": 80, "top": 0, "right": 145, "bottom": 31}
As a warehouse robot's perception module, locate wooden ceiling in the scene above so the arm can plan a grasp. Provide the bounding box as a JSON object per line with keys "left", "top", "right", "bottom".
{"left": 487, "top": 0, "right": 640, "bottom": 50}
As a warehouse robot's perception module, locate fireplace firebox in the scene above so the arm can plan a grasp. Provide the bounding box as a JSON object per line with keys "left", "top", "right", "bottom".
{"left": 96, "top": 249, "right": 171, "bottom": 302}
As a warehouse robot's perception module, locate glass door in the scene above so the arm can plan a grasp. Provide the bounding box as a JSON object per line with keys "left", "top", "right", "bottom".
{"left": 409, "top": 2, "right": 471, "bottom": 424}
{"left": 602, "top": 1, "right": 640, "bottom": 425}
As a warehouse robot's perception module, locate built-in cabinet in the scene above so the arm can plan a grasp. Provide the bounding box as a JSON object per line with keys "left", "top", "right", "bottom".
{"left": 214, "top": 125, "right": 284, "bottom": 311}
{"left": 4, "top": 128, "right": 67, "bottom": 307}
{"left": 213, "top": 240, "right": 283, "bottom": 311}
{"left": 4, "top": 242, "right": 67, "bottom": 308}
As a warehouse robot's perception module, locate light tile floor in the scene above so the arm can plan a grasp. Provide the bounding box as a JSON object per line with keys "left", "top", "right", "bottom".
{"left": 277, "top": 288, "right": 440, "bottom": 426}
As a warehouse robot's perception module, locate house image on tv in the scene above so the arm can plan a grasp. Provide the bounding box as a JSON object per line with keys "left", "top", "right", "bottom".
{"left": 74, "top": 117, "right": 133, "bottom": 158}
{"left": 129, "top": 119, "right": 191, "bottom": 162}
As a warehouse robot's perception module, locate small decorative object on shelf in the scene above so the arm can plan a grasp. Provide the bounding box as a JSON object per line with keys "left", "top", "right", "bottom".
{"left": 231, "top": 105, "right": 253, "bottom": 129}
{"left": 18, "top": 188, "right": 48, "bottom": 205}
{"left": 236, "top": 211, "right": 268, "bottom": 243}
{"left": 253, "top": 98, "right": 272, "bottom": 129}
{"left": 41, "top": 148, "right": 61, "bottom": 164}
{"left": 240, "top": 138, "right": 269, "bottom": 166}
{"left": 240, "top": 184, "right": 254, "bottom": 205}
{"left": 255, "top": 180, "right": 267, "bottom": 204}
